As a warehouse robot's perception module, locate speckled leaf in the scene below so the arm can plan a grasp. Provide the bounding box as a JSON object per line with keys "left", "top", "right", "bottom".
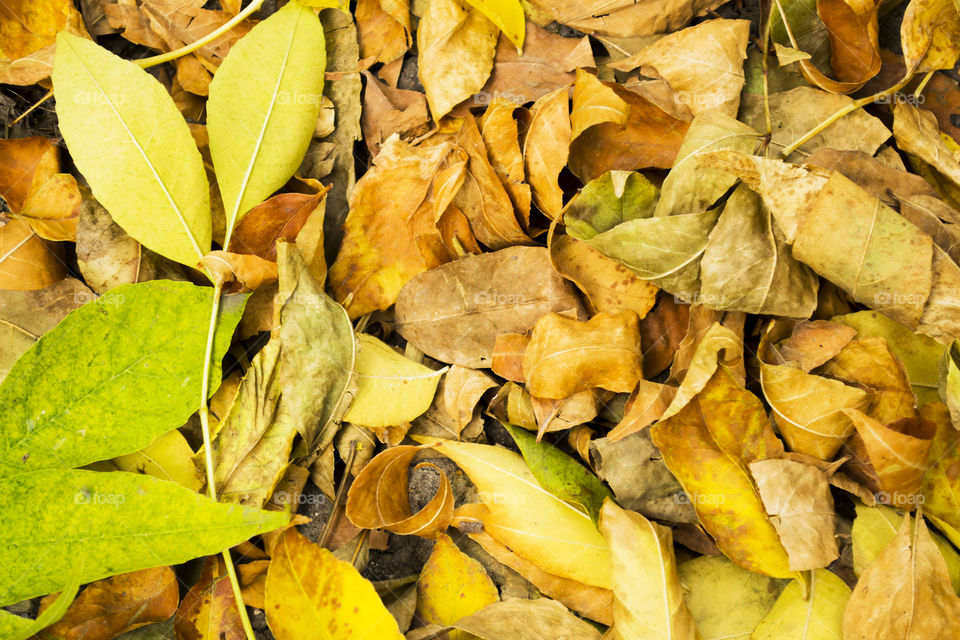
{"left": 0, "top": 280, "right": 245, "bottom": 478}
{"left": 0, "top": 469, "right": 289, "bottom": 605}
{"left": 504, "top": 423, "right": 612, "bottom": 523}
{"left": 265, "top": 528, "right": 403, "bottom": 640}
{"left": 207, "top": 2, "right": 326, "bottom": 234}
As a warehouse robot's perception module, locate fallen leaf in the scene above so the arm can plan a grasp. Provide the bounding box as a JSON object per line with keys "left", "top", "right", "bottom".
{"left": 408, "top": 597, "right": 603, "bottom": 640}
{"left": 229, "top": 191, "right": 326, "bottom": 261}
{"left": 419, "top": 437, "right": 612, "bottom": 588}
{"left": 678, "top": 554, "right": 785, "bottom": 640}
{"left": 570, "top": 69, "right": 629, "bottom": 141}
{"left": 417, "top": 0, "right": 498, "bottom": 120}
{"left": 53, "top": 32, "right": 211, "bottom": 267}
{"left": 478, "top": 97, "right": 532, "bottom": 226}
{"left": 523, "top": 85, "right": 571, "bottom": 218}
{"left": 416, "top": 533, "right": 500, "bottom": 637}
{"left": 328, "top": 135, "right": 457, "bottom": 317}
{"left": 523, "top": 310, "right": 642, "bottom": 399}
{"left": 842, "top": 514, "right": 960, "bottom": 639}
{"left": 921, "top": 402, "right": 960, "bottom": 534}
{"left": 797, "top": 0, "right": 881, "bottom": 93}
{"left": 750, "top": 569, "right": 850, "bottom": 640}
{"left": 599, "top": 500, "right": 699, "bottom": 640}
{"left": 479, "top": 21, "right": 593, "bottom": 105}
{"left": 37, "top": 566, "right": 178, "bottom": 640}
{"left": 343, "top": 333, "right": 445, "bottom": 427}
{"left": 356, "top": 0, "right": 409, "bottom": 64}
{"left": 345, "top": 445, "right": 454, "bottom": 537}
{"left": 522, "top": 0, "right": 727, "bottom": 37}
{"left": 0, "top": 136, "right": 59, "bottom": 213}
{"left": 265, "top": 528, "right": 404, "bottom": 639}
{"left": 612, "top": 19, "right": 750, "bottom": 117}
{"left": 0, "top": 0, "right": 89, "bottom": 85}
{"left": 749, "top": 459, "right": 839, "bottom": 571}
{"left": 174, "top": 557, "right": 245, "bottom": 640}
{"left": 442, "top": 365, "right": 498, "bottom": 436}
{"left": 531, "top": 389, "right": 601, "bottom": 435}
{"left": 651, "top": 368, "right": 794, "bottom": 578}
{"left": 199, "top": 251, "right": 279, "bottom": 292}
{"left": 360, "top": 71, "right": 431, "bottom": 156}
{"left": 894, "top": 102, "right": 960, "bottom": 191}
{"left": 901, "top": 0, "right": 960, "bottom": 72}
{"left": 776, "top": 319, "right": 858, "bottom": 372}
{"left": 17, "top": 173, "right": 82, "bottom": 241}
{"left": 0, "top": 278, "right": 90, "bottom": 382}
{"left": 395, "top": 246, "right": 584, "bottom": 368}
{"left": 114, "top": 430, "right": 203, "bottom": 492}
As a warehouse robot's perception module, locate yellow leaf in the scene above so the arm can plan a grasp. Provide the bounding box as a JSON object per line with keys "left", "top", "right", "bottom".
{"left": 265, "top": 528, "right": 403, "bottom": 640}
{"left": 343, "top": 334, "right": 445, "bottom": 427}
{"left": 53, "top": 32, "right": 211, "bottom": 267}
{"left": 901, "top": 0, "right": 960, "bottom": 72}
{"left": 0, "top": 0, "right": 89, "bottom": 85}
{"left": 417, "top": 437, "right": 612, "bottom": 589}
{"left": 599, "top": 500, "right": 699, "bottom": 640}
{"left": 524, "top": 85, "right": 571, "bottom": 219}
{"left": 750, "top": 569, "right": 849, "bottom": 640}
{"left": 417, "top": 534, "right": 499, "bottom": 638}
{"left": 113, "top": 431, "right": 203, "bottom": 492}
{"left": 463, "top": 0, "right": 525, "bottom": 49}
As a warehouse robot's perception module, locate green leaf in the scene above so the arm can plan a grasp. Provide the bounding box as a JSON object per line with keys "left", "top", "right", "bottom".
{"left": 562, "top": 170, "right": 659, "bottom": 240}
{"left": 276, "top": 242, "right": 354, "bottom": 451}
{"left": 0, "top": 567, "right": 81, "bottom": 640}
{"left": 462, "top": 0, "right": 525, "bottom": 49}
{"left": 52, "top": 33, "right": 211, "bottom": 267}
{"left": 0, "top": 281, "right": 246, "bottom": 478}
{"left": 750, "top": 570, "right": 850, "bottom": 640}
{"left": 503, "top": 422, "right": 612, "bottom": 523}
{"left": 0, "top": 469, "right": 288, "bottom": 605}
{"left": 208, "top": 1, "right": 327, "bottom": 235}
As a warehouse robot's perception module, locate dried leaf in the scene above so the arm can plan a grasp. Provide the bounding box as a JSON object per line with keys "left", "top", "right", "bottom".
{"left": 395, "top": 246, "right": 584, "bottom": 368}
{"left": 842, "top": 515, "right": 960, "bottom": 639}
{"left": 524, "top": 86, "right": 571, "bottom": 218}
{"left": 229, "top": 191, "right": 326, "bottom": 261}
{"left": 417, "top": 0, "right": 498, "bottom": 120}
{"left": 360, "top": 71, "right": 431, "bottom": 156}
{"left": 599, "top": 501, "right": 698, "bottom": 640}
{"left": 0, "top": 0, "right": 89, "bottom": 85}
{"left": 174, "top": 557, "right": 245, "bottom": 640}
{"left": 901, "top": 0, "right": 960, "bottom": 72}
{"left": 199, "top": 251, "right": 278, "bottom": 292}
{"left": 478, "top": 97, "right": 531, "bottom": 225}
{"left": 345, "top": 445, "right": 454, "bottom": 537}
{"left": 523, "top": 0, "right": 727, "bottom": 37}
{"left": 409, "top": 597, "right": 602, "bottom": 640}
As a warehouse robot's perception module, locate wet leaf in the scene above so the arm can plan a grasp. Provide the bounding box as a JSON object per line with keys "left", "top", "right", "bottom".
{"left": 265, "top": 528, "right": 404, "bottom": 640}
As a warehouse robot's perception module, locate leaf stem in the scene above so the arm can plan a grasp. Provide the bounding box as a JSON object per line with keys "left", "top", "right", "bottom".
{"left": 779, "top": 73, "right": 914, "bottom": 158}
{"left": 197, "top": 281, "right": 257, "bottom": 640}
{"left": 135, "top": 0, "right": 266, "bottom": 69}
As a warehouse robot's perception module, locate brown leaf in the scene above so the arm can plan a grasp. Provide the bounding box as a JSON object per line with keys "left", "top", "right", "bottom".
{"left": 442, "top": 365, "right": 498, "bottom": 436}
{"left": 175, "top": 557, "right": 245, "bottom": 640}
{"left": 0, "top": 136, "right": 59, "bottom": 213}
{"left": 328, "top": 135, "right": 457, "bottom": 317}
{"left": 777, "top": 320, "right": 858, "bottom": 371}
{"left": 523, "top": 86, "right": 571, "bottom": 218}
{"left": 478, "top": 98, "right": 532, "bottom": 227}
{"left": 798, "top": 0, "right": 880, "bottom": 93}
{"left": 395, "top": 246, "right": 585, "bottom": 368}
{"left": 523, "top": 0, "right": 728, "bottom": 37}
{"left": 612, "top": 19, "right": 750, "bottom": 117}
{"left": 417, "top": 0, "right": 498, "bottom": 120}
{"left": 361, "top": 71, "right": 432, "bottom": 156}
{"left": 199, "top": 251, "right": 279, "bottom": 292}
{"left": 356, "top": 0, "right": 409, "bottom": 65}
{"left": 0, "top": 218, "right": 66, "bottom": 291}
{"left": 491, "top": 333, "right": 530, "bottom": 382}
{"left": 894, "top": 102, "right": 960, "bottom": 191}
{"left": 345, "top": 445, "right": 454, "bottom": 537}
{"left": 229, "top": 191, "right": 326, "bottom": 261}
{"left": 637, "top": 295, "right": 690, "bottom": 379}
{"left": 531, "top": 389, "right": 600, "bottom": 435}
{"left": 16, "top": 173, "right": 82, "bottom": 241}
{"left": 0, "top": 277, "right": 92, "bottom": 382}
{"left": 843, "top": 514, "right": 960, "bottom": 639}
{"left": 568, "top": 81, "right": 691, "bottom": 183}
{"left": 805, "top": 148, "right": 939, "bottom": 206}
{"left": 549, "top": 233, "right": 658, "bottom": 318}
{"left": 606, "top": 380, "right": 676, "bottom": 441}
{"left": 479, "top": 21, "right": 594, "bottom": 105}
{"left": 38, "top": 567, "right": 178, "bottom": 640}
{"left": 523, "top": 310, "right": 643, "bottom": 399}
{"left": 749, "top": 459, "right": 839, "bottom": 571}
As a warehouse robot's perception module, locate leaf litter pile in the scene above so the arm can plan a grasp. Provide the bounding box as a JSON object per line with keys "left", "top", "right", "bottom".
{"left": 2, "top": 0, "right": 960, "bottom": 637}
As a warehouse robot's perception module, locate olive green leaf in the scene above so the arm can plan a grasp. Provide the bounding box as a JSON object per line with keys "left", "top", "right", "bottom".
{"left": 207, "top": 1, "right": 327, "bottom": 236}
{"left": 52, "top": 33, "right": 211, "bottom": 267}
{"left": 503, "top": 422, "right": 613, "bottom": 523}
{"left": 0, "top": 281, "right": 245, "bottom": 477}
{"left": 0, "top": 469, "right": 288, "bottom": 605}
